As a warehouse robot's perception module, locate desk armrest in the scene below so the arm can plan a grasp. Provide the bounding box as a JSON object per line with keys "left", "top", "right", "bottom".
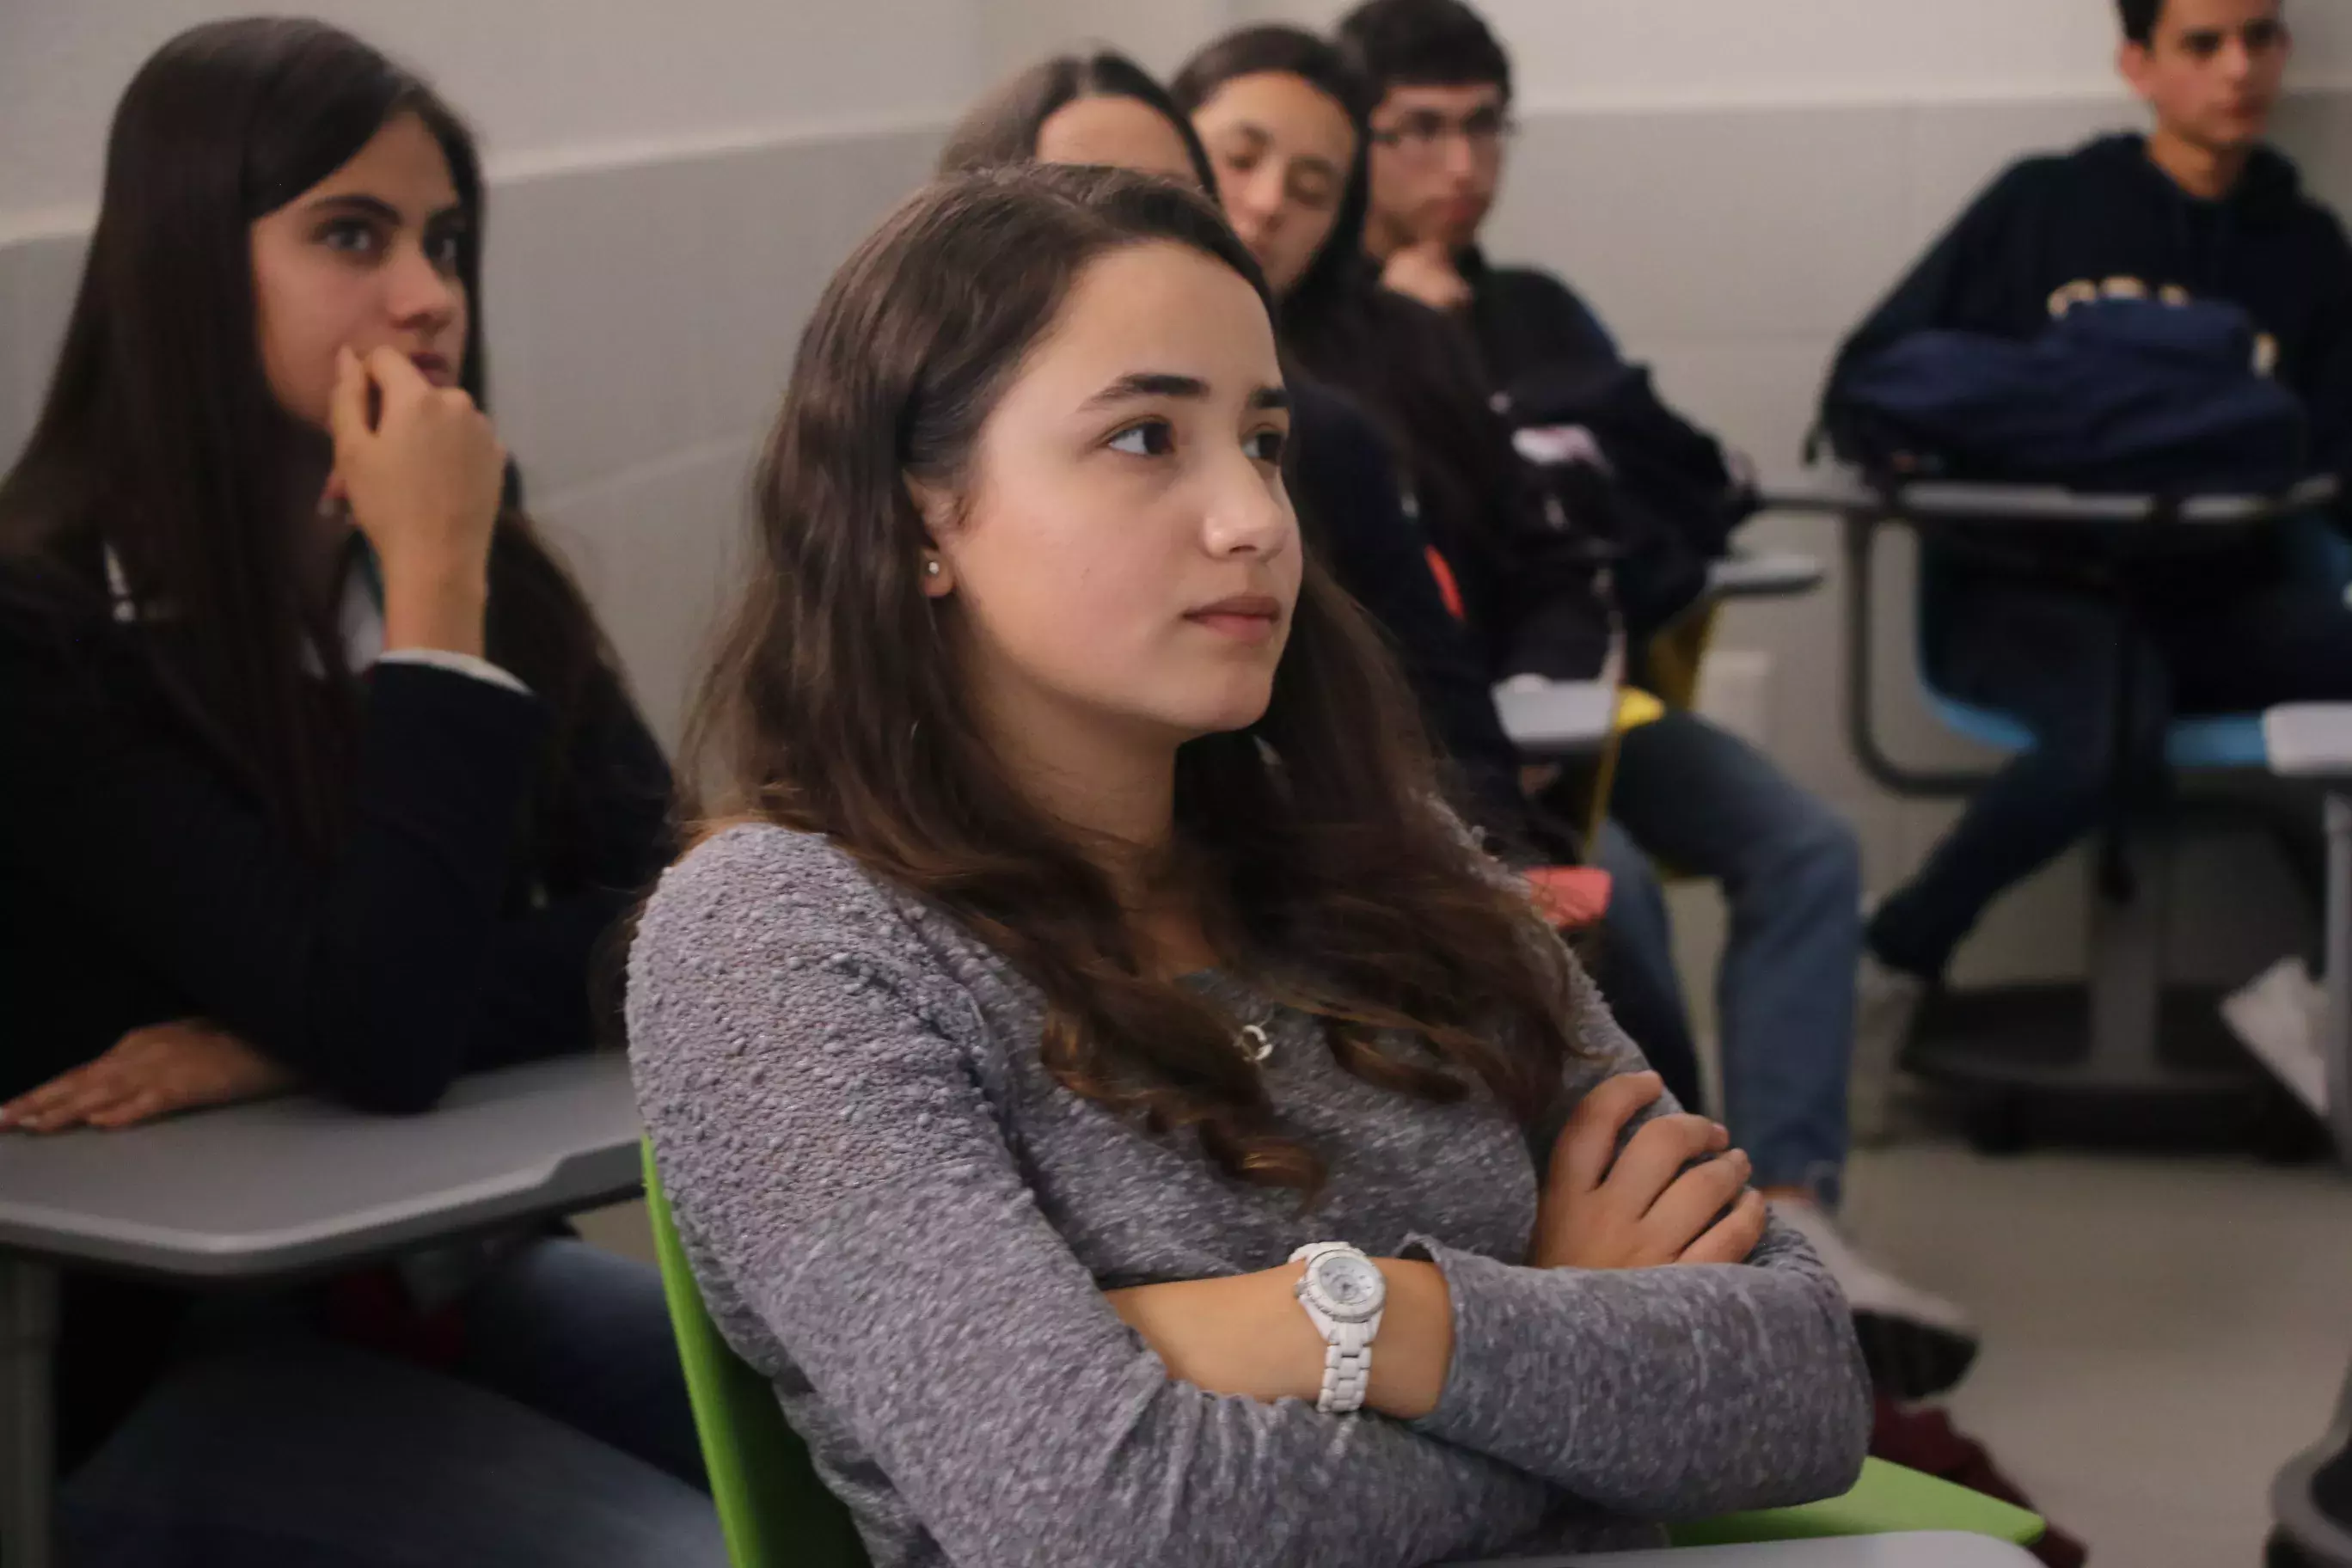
{"left": 1493, "top": 679, "right": 1618, "bottom": 756}
{"left": 2263, "top": 705, "right": 2352, "bottom": 779}
{"left": 1759, "top": 468, "right": 2339, "bottom": 528}
{"left": 1707, "top": 551, "right": 1828, "bottom": 600}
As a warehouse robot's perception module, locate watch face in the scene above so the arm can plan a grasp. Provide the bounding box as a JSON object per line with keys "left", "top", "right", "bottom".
{"left": 1310, "top": 1253, "right": 1385, "bottom": 1321}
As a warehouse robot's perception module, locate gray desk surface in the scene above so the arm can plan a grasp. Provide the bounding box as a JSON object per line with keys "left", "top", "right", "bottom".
{"left": 0, "top": 1053, "right": 643, "bottom": 1282}
{"left": 2264, "top": 704, "right": 2352, "bottom": 779}
{"left": 1449, "top": 1531, "right": 2042, "bottom": 1567}
{"left": 1760, "top": 469, "right": 2339, "bottom": 524}
{"left": 1708, "top": 549, "right": 1827, "bottom": 598}
{"left": 1492, "top": 677, "right": 1618, "bottom": 756}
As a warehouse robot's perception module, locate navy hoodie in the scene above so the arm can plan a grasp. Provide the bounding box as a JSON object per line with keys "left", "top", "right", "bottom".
{"left": 1828, "top": 133, "right": 2352, "bottom": 488}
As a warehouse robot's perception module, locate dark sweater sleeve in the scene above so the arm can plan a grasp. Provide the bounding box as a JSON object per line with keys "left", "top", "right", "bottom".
{"left": 2300, "top": 216, "right": 2352, "bottom": 493}
{"left": 629, "top": 828, "right": 1562, "bottom": 1568}
{"left": 461, "top": 671, "right": 677, "bottom": 1066}
{"left": 1410, "top": 304, "right": 1614, "bottom": 685}
{"left": 1290, "top": 383, "right": 1533, "bottom": 838}
{"left": 1470, "top": 266, "right": 1622, "bottom": 390}
{"left": 1406, "top": 952, "right": 1873, "bottom": 1517}
{"left": 0, "top": 615, "right": 657, "bottom": 1112}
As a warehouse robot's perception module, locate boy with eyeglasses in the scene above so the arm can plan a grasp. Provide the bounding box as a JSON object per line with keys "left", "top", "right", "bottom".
{"left": 1336, "top": 0, "right": 1981, "bottom": 1403}
{"left": 1341, "top": 0, "right": 1612, "bottom": 379}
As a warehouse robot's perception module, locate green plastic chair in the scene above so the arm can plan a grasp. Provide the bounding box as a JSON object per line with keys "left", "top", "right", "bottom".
{"left": 646, "top": 1142, "right": 871, "bottom": 1567}
{"left": 643, "top": 1142, "right": 2041, "bottom": 1567}
{"left": 1668, "top": 1458, "right": 2042, "bottom": 1550}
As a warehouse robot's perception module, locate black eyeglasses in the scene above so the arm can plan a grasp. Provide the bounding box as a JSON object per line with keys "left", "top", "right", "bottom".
{"left": 1369, "top": 107, "right": 1516, "bottom": 160}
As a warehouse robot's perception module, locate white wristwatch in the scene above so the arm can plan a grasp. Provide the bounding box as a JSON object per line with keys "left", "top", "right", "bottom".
{"left": 1289, "top": 1242, "right": 1387, "bottom": 1414}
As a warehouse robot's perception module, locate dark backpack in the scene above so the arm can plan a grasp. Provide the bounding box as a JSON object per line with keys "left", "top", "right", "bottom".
{"left": 1497, "top": 359, "right": 1755, "bottom": 642}
{"left": 1822, "top": 297, "right": 2310, "bottom": 493}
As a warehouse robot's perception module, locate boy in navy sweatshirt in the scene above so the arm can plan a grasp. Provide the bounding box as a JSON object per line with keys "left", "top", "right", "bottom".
{"left": 1828, "top": 0, "right": 2352, "bottom": 1055}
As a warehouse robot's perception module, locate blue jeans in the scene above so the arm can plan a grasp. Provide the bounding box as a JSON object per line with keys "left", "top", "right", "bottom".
{"left": 1871, "top": 562, "right": 2352, "bottom": 982}
{"left": 1597, "top": 711, "right": 1863, "bottom": 1203}
{"left": 60, "top": 1237, "right": 727, "bottom": 1567}
{"left": 1589, "top": 820, "right": 1707, "bottom": 1116}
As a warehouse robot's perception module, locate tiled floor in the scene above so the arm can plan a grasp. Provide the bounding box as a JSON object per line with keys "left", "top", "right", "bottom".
{"left": 586, "top": 1136, "right": 2352, "bottom": 1567}
{"left": 1843, "top": 1138, "right": 2352, "bottom": 1566}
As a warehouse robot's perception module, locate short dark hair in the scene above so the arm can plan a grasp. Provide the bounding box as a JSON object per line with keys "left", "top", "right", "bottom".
{"left": 1335, "top": 0, "right": 1513, "bottom": 105}
{"left": 2122, "top": 0, "right": 2288, "bottom": 48}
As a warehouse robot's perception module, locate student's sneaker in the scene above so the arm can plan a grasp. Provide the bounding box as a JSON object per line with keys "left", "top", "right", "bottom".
{"left": 1851, "top": 952, "right": 1929, "bottom": 1146}
{"left": 2221, "top": 956, "right": 2329, "bottom": 1115}
{"left": 1771, "top": 1197, "right": 1980, "bottom": 1401}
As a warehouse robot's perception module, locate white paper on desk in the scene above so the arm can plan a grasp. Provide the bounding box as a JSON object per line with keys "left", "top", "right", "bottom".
{"left": 1491, "top": 681, "right": 1614, "bottom": 750}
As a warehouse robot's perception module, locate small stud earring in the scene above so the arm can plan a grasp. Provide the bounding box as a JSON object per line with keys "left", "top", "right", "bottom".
{"left": 924, "top": 560, "right": 942, "bottom": 578}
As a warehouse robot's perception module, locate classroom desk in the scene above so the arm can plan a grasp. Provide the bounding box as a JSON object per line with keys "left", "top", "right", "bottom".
{"left": 1707, "top": 548, "right": 1828, "bottom": 602}
{"left": 1494, "top": 677, "right": 1620, "bottom": 756}
{"left": 1452, "top": 1531, "right": 2043, "bottom": 1567}
{"left": 1760, "top": 469, "right": 2341, "bottom": 528}
{"left": 1748, "top": 469, "right": 2340, "bottom": 1128}
{"left": 1758, "top": 466, "right": 2340, "bottom": 801}
{"left": 0, "top": 1051, "right": 644, "bottom": 1568}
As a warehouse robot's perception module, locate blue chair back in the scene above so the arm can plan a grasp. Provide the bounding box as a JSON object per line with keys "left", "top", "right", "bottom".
{"left": 1913, "top": 515, "right": 2351, "bottom": 769}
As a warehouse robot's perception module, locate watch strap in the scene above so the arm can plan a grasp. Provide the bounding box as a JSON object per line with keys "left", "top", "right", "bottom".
{"left": 1318, "top": 1320, "right": 1375, "bottom": 1414}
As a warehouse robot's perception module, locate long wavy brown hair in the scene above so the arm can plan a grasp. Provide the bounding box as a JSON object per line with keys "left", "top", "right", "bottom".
{"left": 690, "top": 164, "right": 1590, "bottom": 1196}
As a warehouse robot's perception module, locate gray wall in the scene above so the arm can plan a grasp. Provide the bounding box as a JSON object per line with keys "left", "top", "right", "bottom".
{"left": 4, "top": 2, "right": 2348, "bottom": 995}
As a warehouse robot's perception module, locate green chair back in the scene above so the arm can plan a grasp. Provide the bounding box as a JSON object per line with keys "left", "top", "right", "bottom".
{"left": 1670, "top": 1455, "right": 2044, "bottom": 1548}
{"left": 644, "top": 1141, "right": 870, "bottom": 1568}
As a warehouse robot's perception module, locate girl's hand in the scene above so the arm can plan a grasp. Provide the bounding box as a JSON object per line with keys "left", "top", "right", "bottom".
{"left": 328, "top": 345, "right": 504, "bottom": 655}
{"left": 1529, "top": 1072, "right": 1767, "bottom": 1270}
{"left": 0, "top": 1020, "right": 294, "bottom": 1133}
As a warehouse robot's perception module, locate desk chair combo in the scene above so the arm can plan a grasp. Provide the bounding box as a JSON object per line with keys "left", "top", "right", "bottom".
{"left": 1491, "top": 549, "right": 1830, "bottom": 858}
{"left": 1780, "top": 469, "right": 2343, "bottom": 1150}
{"left": 0, "top": 1056, "right": 647, "bottom": 1568}
{"left": 642, "top": 1142, "right": 2045, "bottom": 1568}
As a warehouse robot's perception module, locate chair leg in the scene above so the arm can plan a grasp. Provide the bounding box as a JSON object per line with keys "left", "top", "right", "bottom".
{"left": 2086, "top": 827, "right": 2168, "bottom": 1084}
{"left": 2324, "top": 793, "right": 2352, "bottom": 1165}
{"left": 0, "top": 1257, "right": 59, "bottom": 1568}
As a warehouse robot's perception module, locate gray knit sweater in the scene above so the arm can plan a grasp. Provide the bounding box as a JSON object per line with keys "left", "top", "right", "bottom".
{"left": 628, "top": 824, "right": 1871, "bottom": 1568}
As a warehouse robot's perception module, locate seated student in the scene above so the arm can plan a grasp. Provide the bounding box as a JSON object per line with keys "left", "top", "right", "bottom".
{"left": 0, "top": 20, "right": 720, "bottom": 1564}
{"left": 937, "top": 48, "right": 1709, "bottom": 1107}
{"left": 1820, "top": 0, "right": 2352, "bottom": 1057}
{"left": 631, "top": 162, "right": 1870, "bottom": 1568}
{"left": 1173, "top": 19, "right": 1976, "bottom": 1399}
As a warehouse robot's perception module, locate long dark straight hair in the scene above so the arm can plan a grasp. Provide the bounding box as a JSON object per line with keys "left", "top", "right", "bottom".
{"left": 0, "top": 17, "right": 616, "bottom": 864}
{"left": 940, "top": 48, "right": 1219, "bottom": 192}
{"left": 1172, "top": 24, "right": 1525, "bottom": 572}
{"left": 691, "top": 165, "right": 1588, "bottom": 1197}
